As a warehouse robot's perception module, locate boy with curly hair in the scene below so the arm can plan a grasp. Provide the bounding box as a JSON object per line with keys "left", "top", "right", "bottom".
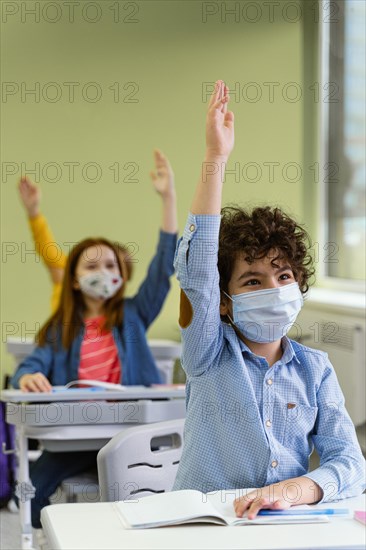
{"left": 173, "top": 81, "right": 365, "bottom": 518}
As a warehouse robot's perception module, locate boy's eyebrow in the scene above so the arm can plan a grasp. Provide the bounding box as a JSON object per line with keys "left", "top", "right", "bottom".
{"left": 237, "top": 265, "right": 293, "bottom": 281}
{"left": 237, "top": 270, "right": 264, "bottom": 281}
{"left": 276, "top": 265, "right": 293, "bottom": 273}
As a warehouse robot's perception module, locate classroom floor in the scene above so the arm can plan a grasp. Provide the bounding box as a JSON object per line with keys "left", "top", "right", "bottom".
{"left": 1, "top": 506, "right": 25, "bottom": 550}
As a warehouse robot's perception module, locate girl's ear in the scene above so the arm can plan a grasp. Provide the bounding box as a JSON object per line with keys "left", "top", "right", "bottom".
{"left": 73, "top": 278, "right": 80, "bottom": 290}
{"left": 219, "top": 291, "right": 230, "bottom": 316}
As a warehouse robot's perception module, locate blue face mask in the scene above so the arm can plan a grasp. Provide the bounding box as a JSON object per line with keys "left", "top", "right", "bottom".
{"left": 224, "top": 282, "right": 304, "bottom": 343}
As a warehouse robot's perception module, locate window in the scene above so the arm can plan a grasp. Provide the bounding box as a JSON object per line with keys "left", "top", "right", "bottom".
{"left": 321, "top": 0, "right": 365, "bottom": 283}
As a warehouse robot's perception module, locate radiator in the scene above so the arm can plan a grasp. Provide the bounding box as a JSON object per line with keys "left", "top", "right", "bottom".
{"left": 293, "top": 290, "right": 366, "bottom": 427}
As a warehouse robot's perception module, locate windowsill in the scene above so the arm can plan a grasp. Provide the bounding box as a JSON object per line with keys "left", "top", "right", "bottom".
{"left": 304, "top": 287, "right": 366, "bottom": 315}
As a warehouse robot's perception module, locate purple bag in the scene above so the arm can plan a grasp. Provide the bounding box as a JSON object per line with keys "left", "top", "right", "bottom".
{"left": 0, "top": 402, "right": 16, "bottom": 507}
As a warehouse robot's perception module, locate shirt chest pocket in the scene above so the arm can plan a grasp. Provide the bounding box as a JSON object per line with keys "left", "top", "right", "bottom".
{"left": 282, "top": 405, "right": 318, "bottom": 448}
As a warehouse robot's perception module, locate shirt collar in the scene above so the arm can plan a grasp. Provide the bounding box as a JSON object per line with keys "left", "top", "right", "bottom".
{"left": 238, "top": 335, "right": 300, "bottom": 366}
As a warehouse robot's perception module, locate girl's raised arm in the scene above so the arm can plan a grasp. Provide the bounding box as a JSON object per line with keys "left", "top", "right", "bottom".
{"left": 18, "top": 176, "right": 66, "bottom": 287}
{"left": 150, "top": 149, "right": 177, "bottom": 234}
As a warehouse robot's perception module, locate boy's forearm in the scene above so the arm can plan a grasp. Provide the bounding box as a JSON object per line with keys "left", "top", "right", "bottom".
{"left": 161, "top": 191, "right": 178, "bottom": 234}
{"left": 191, "top": 153, "right": 229, "bottom": 215}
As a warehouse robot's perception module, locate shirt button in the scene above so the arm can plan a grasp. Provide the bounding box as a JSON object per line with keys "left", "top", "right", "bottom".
{"left": 271, "top": 460, "right": 278, "bottom": 468}
{"left": 189, "top": 224, "right": 195, "bottom": 232}
{"left": 267, "top": 379, "right": 273, "bottom": 385}
{"left": 266, "top": 420, "right": 272, "bottom": 427}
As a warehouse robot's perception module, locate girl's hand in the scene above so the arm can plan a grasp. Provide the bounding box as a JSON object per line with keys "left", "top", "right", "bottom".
{"left": 234, "top": 484, "right": 293, "bottom": 520}
{"left": 206, "top": 80, "right": 234, "bottom": 160}
{"left": 18, "top": 176, "right": 41, "bottom": 218}
{"left": 19, "top": 373, "right": 52, "bottom": 392}
{"left": 150, "top": 149, "right": 175, "bottom": 200}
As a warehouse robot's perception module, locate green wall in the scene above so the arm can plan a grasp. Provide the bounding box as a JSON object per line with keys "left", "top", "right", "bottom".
{"left": 1, "top": 0, "right": 319, "bottom": 378}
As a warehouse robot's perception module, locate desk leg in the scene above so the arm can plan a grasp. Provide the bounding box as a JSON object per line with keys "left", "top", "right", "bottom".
{"left": 15, "top": 426, "right": 35, "bottom": 550}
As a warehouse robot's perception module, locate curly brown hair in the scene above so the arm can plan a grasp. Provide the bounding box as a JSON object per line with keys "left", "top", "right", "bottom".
{"left": 218, "top": 206, "right": 315, "bottom": 294}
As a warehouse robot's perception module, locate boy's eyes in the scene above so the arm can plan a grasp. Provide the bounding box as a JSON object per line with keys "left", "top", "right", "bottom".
{"left": 279, "top": 273, "right": 293, "bottom": 280}
{"left": 244, "top": 279, "right": 260, "bottom": 286}
{"left": 243, "top": 273, "right": 294, "bottom": 286}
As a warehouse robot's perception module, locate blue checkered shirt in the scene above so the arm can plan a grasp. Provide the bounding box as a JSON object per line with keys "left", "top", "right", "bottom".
{"left": 173, "top": 213, "right": 365, "bottom": 502}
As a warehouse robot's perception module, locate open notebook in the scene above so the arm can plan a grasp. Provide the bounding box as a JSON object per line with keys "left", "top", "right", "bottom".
{"left": 114, "top": 490, "right": 331, "bottom": 529}
{"left": 64, "top": 380, "right": 126, "bottom": 391}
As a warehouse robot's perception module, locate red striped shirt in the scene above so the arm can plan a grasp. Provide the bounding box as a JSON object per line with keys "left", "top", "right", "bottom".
{"left": 78, "top": 316, "right": 121, "bottom": 383}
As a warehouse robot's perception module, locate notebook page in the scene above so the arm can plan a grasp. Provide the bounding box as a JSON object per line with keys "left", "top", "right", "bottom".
{"left": 115, "top": 490, "right": 226, "bottom": 528}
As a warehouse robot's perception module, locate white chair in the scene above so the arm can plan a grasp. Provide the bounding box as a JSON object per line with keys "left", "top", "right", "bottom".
{"left": 97, "top": 419, "right": 185, "bottom": 502}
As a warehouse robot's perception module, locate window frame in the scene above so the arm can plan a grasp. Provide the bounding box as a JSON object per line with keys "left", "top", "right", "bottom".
{"left": 317, "top": 0, "right": 365, "bottom": 293}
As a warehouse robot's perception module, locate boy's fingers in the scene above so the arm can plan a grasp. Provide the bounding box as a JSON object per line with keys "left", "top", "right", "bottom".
{"left": 247, "top": 497, "right": 272, "bottom": 519}
{"left": 234, "top": 497, "right": 253, "bottom": 517}
{"left": 208, "top": 80, "right": 223, "bottom": 108}
{"left": 248, "top": 498, "right": 288, "bottom": 519}
{"left": 210, "top": 92, "right": 229, "bottom": 114}
{"left": 221, "top": 86, "right": 229, "bottom": 114}
{"left": 224, "top": 111, "right": 235, "bottom": 128}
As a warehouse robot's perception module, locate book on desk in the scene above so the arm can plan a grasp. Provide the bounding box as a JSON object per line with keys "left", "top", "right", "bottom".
{"left": 113, "top": 490, "right": 348, "bottom": 529}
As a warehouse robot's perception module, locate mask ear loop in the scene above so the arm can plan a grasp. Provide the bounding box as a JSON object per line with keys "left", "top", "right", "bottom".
{"left": 226, "top": 312, "right": 235, "bottom": 326}
{"left": 222, "top": 290, "right": 233, "bottom": 302}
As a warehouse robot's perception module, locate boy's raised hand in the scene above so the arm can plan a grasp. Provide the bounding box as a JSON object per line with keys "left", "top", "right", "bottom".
{"left": 150, "top": 149, "right": 175, "bottom": 200}
{"left": 191, "top": 80, "right": 234, "bottom": 215}
{"left": 206, "top": 80, "right": 234, "bottom": 160}
{"left": 18, "top": 176, "right": 41, "bottom": 218}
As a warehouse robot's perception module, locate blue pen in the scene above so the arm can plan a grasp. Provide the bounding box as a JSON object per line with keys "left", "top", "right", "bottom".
{"left": 258, "top": 508, "right": 349, "bottom": 516}
{"left": 52, "top": 387, "right": 105, "bottom": 393}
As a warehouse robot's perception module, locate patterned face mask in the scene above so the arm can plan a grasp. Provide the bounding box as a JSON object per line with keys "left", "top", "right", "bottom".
{"left": 78, "top": 270, "right": 123, "bottom": 300}
{"left": 224, "top": 282, "right": 304, "bottom": 343}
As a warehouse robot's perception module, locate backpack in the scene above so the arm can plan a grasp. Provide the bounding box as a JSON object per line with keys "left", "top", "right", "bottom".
{"left": 0, "top": 400, "right": 16, "bottom": 508}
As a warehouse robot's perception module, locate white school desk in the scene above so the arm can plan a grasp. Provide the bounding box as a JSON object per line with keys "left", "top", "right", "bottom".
{"left": 41, "top": 492, "right": 366, "bottom": 550}
{"left": 0, "top": 386, "right": 186, "bottom": 550}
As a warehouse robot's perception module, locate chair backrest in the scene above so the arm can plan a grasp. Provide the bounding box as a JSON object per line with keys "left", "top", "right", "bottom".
{"left": 97, "top": 419, "right": 185, "bottom": 502}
